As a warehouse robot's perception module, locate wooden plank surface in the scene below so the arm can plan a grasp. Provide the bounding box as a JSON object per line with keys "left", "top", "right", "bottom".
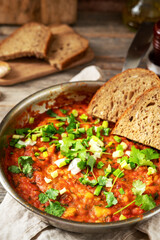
{"left": 0, "top": 11, "right": 135, "bottom": 203}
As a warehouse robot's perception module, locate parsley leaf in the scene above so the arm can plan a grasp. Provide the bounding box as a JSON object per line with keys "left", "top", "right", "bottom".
{"left": 97, "top": 161, "right": 104, "bottom": 169}
{"left": 87, "top": 155, "right": 96, "bottom": 172}
{"left": 9, "top": 138, "right": 19, "bottom": 147}
{"left": 22, "top": 163, "right": 33, "bottom": 175}
{"left": 8, "top": 165, "right": 21, "bottom": 174}
{"left": 97, "top": 176, "right": 107, "bottom": 186}
{"left": 77, "top": 160, "right": 86, "bottom": 170}
{"left": 45, "top": 201, "right": 65, "bottom": 217}
{"left": 60, "top": 109, "right": 67, "bottom": 114}
{"left": 135, "top": 194, "right": 156, "bottom": 211}
{"left": 18, "top": 156, "right": 34, "bottom": 167}
{"left": 39, "top": 193, "right": 49, "bottom": 203}
{"left": 132, "top": 180, "right": 146, "bottom": 196}
{"left": 104, "top": 191, "right": 118, "bottom": 208}
{"left": 39, "top": 188, "right": 59, "bottom": 204}
{"left": 141, "top": 148, "right": 160, "bottom": 160}
{"left": 15, "top": 128, "right": 30, "bottom": 135}
{"left": 46, "top": 109, "right": 57, "bottom": 117}
{"left": 79, "top": 175, "right": 97, "bottom": 187}
{"left": 129, "top": 146, "right": 158, "bottom": 167}
{"left": 18, "top": 156, "right": 34, "bottom": 175}
{"left": 46, "top": 188, "right": 59, "bottom": 200}
{"left": 129, "top": 146, "right": 145, "bottom": 166}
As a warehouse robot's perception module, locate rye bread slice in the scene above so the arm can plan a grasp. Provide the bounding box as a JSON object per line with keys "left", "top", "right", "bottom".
{"left": 87, "top": 68, "right": 160, "bottom": 123}
{"left": 50, "top": 24, "right": 74, "bottom": 35}
{"left": 112, "top": 87, "right": 160, "bottom": 150}
{"left": 46, "top": 32, "right": 89, "bottom": 70}
{"left": 0, "top": 22, "right": 52, "bottom": 60}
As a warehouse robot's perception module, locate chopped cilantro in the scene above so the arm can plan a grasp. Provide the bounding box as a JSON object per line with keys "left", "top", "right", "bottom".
{"left": 78, "top": 149, "right": 87, "bottom": 161}
{"left": 77, "top": 160, "right": 86, "bottom": 170}
{"left": 82, "top": 138, "right": 90, "bottom": 148}
{"left": 9, "top": 138, "right": 19, "bottom": 147}
{"left": 129, "top": 146, "right": 158, "bottom": 168}
{"left": 97, "top": 161, "right": 104, "bottom": 169}
{"left": 18, "top": 156, "right": 34, "bottom": 175}
{"left": 141, "top": 148, "right": 160, "bottom": 160}
{"left": 8, "top": 165, "right": 21, "bottom": 174}
{"left": 39, "top": 193, "right": 49, "bottom": 203}
{"left": 135, "top": 194, "right": 156, "bottom": 211}
{"left": 87, "top": 155, "right": 96, "bottom": 172}
{"left": 97, "top": 176, "right": 107, "bottom": 186}
{"left": 22, "top": 163, "right": 33, "bottom": 175}
{"left": 46, "top": 109, "right": 57, "bottom": 117}
{"left": 15, "top": 128, "right": 29, "bottom": 135}
{"left": 39, "top": 188, "right": 59, "bottom": 203}
{"left": 79, "top": 175, "right": 97, "bottom": 187}
{"left": 60, "top": 109, "right": 67, "bottom": 114}
{"left": 45, "top": 201, "right": 65, "bottom": 217}
{"left": 132, "top": 180, "right": 146, "bottom": 196}
{"left": 8, "top": 156, "right": 34, "bottom": 176}
{"left": 104, "top": 191, "right": 118, "bottom": 208}
{"left": 46, "top": 188, "right": 59, "bottom": 200}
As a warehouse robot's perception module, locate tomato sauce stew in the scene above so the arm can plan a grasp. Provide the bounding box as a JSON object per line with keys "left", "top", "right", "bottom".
{"left": 4, "top": 102, "right": 160, "bottom": 223}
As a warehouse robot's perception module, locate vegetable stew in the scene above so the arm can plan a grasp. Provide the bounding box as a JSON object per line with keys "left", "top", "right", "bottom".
{"left": 4, "top": 102, "right": 160, "bottom": 223}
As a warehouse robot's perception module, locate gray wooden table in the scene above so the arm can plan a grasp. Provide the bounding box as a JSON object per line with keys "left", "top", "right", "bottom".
{"left": 0, "top": 11, "right": 135, "bottom": 203}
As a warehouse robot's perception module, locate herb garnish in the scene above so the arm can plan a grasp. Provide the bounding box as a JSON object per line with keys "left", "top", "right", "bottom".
{"left": 8, "top": 156, "right": 34, "bottom": 176}
{"left": 39, "top": 188, "right": 65, "bottom": 217}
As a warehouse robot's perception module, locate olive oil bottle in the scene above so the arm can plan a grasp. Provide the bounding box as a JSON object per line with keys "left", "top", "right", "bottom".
{"left": 123, "top": 0, "right": 160, "bottom": 29}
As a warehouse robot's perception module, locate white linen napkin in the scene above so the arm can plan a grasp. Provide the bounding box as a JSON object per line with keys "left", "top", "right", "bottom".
{"left": 0, "top": 66, "right": 159, "bottom": 240}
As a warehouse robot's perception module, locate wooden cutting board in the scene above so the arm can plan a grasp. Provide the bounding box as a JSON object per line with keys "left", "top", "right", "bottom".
{"left": 0, "top": 47, "right": 94, "bottom": 86}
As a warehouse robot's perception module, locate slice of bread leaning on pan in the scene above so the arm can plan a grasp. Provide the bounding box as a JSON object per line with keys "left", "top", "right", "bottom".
{"left": 88, "top": 68, "right": 160, "bottom": 150}
{"left": 88, "top": 68, "right": 160, "bottom": 123}
{"left": 112, "top": 87, "right": 160, "bottom": 150}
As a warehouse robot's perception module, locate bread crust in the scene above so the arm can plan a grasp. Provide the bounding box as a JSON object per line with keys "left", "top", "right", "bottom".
{"left": 112, "top": 86, "right": 160, "bottom": 150}
{"left": 46, "top": 32, "right": 89, "bottom": 70}
{"left": 87, "top": 68, "right": 160, "bottom": 122}
{"left": 0, "top": 22, "right": 52, "bottom": 60}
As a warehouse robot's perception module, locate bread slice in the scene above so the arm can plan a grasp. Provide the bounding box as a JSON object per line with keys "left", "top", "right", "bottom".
{"left": 112, "top": 87, "right": 160, "bottom": 150}
{"left": 87, "top": 68, "right": 160, "bottom": 123}
{"left": 0, "top": 22, "right": 52, "bottom": 60}
{"left": 46, "top": 32, "right": 89, "bottom": 70}
{"left": 50, "top": 24, "right": 74, "bottom": 35}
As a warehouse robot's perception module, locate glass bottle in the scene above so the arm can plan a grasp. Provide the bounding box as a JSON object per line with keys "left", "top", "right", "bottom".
{"left": 123, "top": 0, "right": 160, "bottom": 29}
